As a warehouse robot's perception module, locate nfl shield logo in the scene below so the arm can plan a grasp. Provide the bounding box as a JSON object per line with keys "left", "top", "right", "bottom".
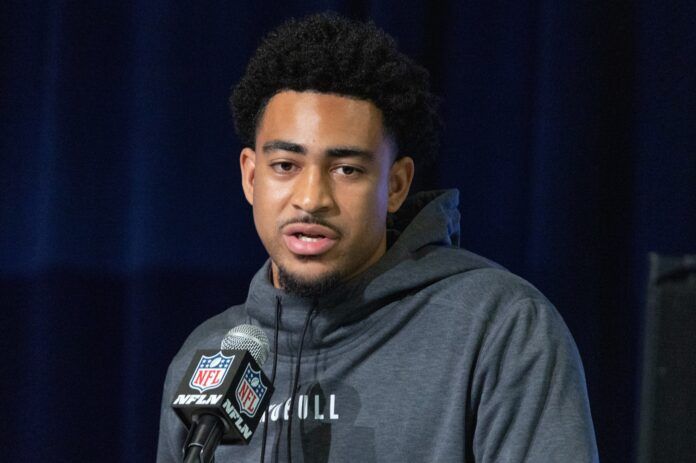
{"left": 236, "top": 364, "right": 268, "bottom": 417}
{"left": 189, "top": 352, "right": 234, "bottom": 393}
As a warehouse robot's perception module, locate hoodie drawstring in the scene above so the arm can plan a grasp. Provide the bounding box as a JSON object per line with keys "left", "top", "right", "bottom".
{"left": 286, "top": 300, "right": 317, "bottom": 463}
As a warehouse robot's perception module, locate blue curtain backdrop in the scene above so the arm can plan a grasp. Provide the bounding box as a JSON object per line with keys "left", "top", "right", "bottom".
{"left": 1, "top": 1, "right": 694, "bottom": 462}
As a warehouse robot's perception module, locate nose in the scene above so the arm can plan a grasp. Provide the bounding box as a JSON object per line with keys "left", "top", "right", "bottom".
{"left": 292, "top": 165, "right": 334, "bottom": 214}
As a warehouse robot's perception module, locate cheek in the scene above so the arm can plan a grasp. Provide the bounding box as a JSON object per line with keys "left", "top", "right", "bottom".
{"left": 340, "top": 183, "right": 389, "bottom": 235}
{"left": 370, "top": 174, "right": 391, "bottom": 214}
{"left": 253, "top": 169, "right": 295, "bottom": 212}
{"left": 254, "top": 170, "right": 281, "bottom": 203}
{"left": 252, "top": 204, "right": 271, "bottom": 245}
{"left": 252, "top": 176, "right": 285, "bottom": 241}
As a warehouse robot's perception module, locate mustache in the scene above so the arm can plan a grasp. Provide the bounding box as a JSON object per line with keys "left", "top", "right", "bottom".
{"left": 279, "top": 215, "right": 341, "bottom": 235}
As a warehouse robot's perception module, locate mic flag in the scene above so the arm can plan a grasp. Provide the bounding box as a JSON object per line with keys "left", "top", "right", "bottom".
{"left": 172, "top": 349, "right": 274, "bottom": 445}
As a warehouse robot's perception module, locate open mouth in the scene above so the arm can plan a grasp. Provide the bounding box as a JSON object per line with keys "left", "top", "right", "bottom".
{"left": 282, "top": 224, "right": 339, "bottom": 256}
{"left": 294, "top": 232, "right": 325, "bottom": 242}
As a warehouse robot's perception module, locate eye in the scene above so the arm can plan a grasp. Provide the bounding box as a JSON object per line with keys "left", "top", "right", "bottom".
{"left": 271, "top": 161, "right": 297, "bottom": 174}
{"left": 334, "top": 165, "right": 362, "bottom": 177}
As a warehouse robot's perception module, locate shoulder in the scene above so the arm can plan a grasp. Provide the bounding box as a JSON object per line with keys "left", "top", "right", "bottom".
{"left": 411, "top": 247, "right": 582, "bottom": 374}
{"left": 422, "top": 246, "right": 559, "bottom": 324}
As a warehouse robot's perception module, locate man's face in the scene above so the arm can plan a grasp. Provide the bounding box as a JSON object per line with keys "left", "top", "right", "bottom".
{"left": 240, "top": 91, "right": 413, "bottom": 294}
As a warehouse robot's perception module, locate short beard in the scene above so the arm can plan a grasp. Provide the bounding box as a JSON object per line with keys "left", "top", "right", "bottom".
{"left": 276, "top": 262, "right": 341, "bottom": 298}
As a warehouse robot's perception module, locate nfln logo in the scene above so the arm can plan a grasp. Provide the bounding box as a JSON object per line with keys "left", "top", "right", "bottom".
{"left": 189, "top": 352, "right": 234, "bottom": 393}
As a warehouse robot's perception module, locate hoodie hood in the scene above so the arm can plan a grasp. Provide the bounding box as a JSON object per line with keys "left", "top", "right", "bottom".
{"left": 241, "top": 189, "right": 497, "bottom": 356}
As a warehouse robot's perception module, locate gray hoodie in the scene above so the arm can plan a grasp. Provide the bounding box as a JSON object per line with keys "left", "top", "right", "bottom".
{"left": 157, "top": 189, "right": 599, "bottom": 462}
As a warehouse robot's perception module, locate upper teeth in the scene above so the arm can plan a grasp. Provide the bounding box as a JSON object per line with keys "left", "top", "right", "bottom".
{"left": 298, "top": 234, "right": 321, "bottom": 242}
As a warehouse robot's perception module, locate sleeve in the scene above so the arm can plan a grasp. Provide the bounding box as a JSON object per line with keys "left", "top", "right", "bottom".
{"left": 156, "top": 362, "right": 188, "bottom": 463}
{"left": 471, "top": 297, "right": 599, "bottom": 462}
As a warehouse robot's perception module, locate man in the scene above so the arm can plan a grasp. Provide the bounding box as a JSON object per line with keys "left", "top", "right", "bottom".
{"left": 158, "top": 13, "right": 598, "bottom": 462}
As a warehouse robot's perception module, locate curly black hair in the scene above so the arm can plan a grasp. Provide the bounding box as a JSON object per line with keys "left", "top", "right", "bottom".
{"left": 230, "top": 13, "right": 440, "bottom": 166}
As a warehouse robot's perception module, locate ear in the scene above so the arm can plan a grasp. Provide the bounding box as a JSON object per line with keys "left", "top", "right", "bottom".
{"left": 240, "top": 147, "right": 256, "bottom": 206}
{"left": 387, "top": 156, "right": 415, "bottom": 213}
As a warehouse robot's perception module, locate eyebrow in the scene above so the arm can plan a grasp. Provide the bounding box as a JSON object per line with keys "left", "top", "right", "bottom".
{"left": 262, "top": 140, "right": 305, "bottom": 154}
{"left": 262, "top": 139, "right": 374, "bottom": 159}
{"left": 327, "top": 147, "right": 374, "bottom": 159}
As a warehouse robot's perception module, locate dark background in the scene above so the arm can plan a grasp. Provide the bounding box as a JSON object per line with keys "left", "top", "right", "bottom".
{"left": 1, "top": 1, "right": 694, "bottom": 462}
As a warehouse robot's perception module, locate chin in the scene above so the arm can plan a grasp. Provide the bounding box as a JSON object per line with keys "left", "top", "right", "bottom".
{"left": 276, "top": 260, "right": 343, "bottom": 298}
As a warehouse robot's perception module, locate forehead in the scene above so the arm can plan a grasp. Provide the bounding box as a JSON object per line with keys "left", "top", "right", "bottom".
{"left": 256, "top": 91, "right": 386, "bottom": 148}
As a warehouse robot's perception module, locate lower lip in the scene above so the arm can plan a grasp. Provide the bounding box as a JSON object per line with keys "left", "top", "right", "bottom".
{"left": 282, "top": 234, "right": 337, "bottom": 256}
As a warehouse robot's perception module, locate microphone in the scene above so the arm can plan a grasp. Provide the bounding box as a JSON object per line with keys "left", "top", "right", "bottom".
{"left": 172, "top": 324, "right": 274, "bottom": 463}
